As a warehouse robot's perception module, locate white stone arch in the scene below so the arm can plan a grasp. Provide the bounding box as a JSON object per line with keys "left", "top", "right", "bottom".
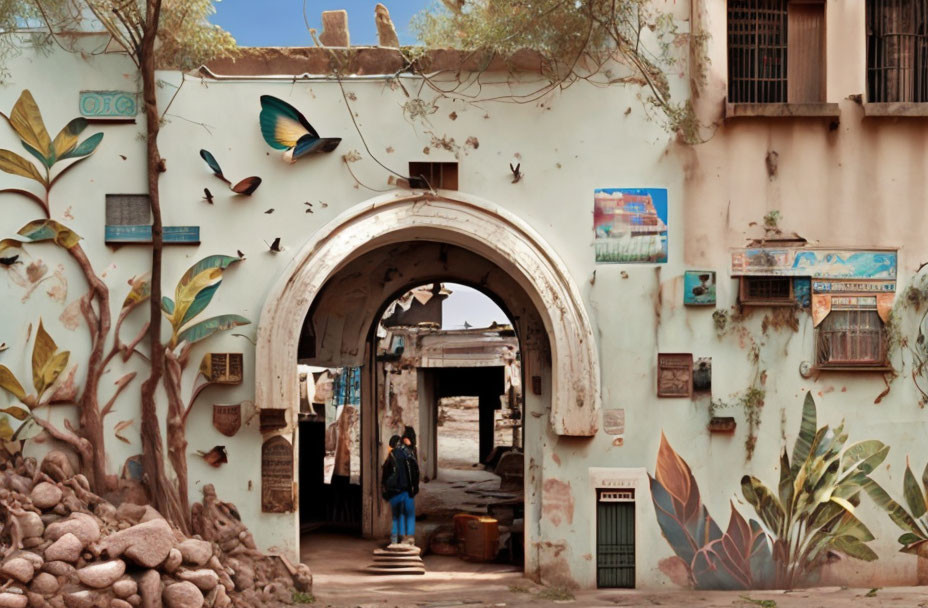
{"left": 255, "top": 190, "right": 601, "bottom": 436}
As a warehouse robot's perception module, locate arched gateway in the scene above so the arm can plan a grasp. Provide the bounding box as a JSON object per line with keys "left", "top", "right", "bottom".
{"left": 254, "top": 190, "right": 600, "bottom": 568}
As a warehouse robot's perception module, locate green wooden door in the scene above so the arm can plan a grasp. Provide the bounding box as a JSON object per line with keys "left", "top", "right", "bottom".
{"left": 596, "top": 489, "right": 635, "bottom": 588}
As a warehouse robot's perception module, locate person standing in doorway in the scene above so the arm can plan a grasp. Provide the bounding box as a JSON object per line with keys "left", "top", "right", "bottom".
{"left": 381, "top": 434, "right": 419, "bottom": 546}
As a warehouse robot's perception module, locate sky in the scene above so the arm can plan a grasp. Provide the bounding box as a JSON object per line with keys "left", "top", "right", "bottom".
{"left": 442, "top": 284, "right": 511, "bottom": 330}
{"left": 210, "top": 0, "right": 432, "bottom": 47}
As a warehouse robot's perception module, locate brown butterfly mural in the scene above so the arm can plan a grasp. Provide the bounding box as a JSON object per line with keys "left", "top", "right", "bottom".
{"left": 199, "top": 149, "right": 262, "bottom": 195}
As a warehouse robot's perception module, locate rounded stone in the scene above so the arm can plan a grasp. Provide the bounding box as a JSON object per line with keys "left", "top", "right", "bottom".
{"left": 41, "top": 561, "right": 74, "bottom": 577}
{"left": 136, "top": 570, "right": 161, "bottom": 608}
{"left": 0, "top": 593, "right": 28, "bottom": 608}
{"left": 16, "top": 512, "right": 44, "bottom": 539}
{"left": 162, "top": 549, "right": 181, "bottom": 574}
{"left": 112, "top": 578, "right": 137, "bottom": 599}
{"left": 162, "top": 582, "right": 203, "bottom": 608}
{"left": 45, "top": 534, "right": 84, "bottom": 563}
{"left": 29, "top": 572, "right": 59, "bottom": 596}
{"left": 44, "top": 514, "right": 100, "bottom": 546}
{"left": 77, "top": 560, "right": 126, "bottom": 589}
{"left": 29, "top": 483, "right": 63, "bottom": 511}
{"left": 110, "top": 601, "right": 131, "bottom": 608}
{"left": 176, "top": 540, "right": 211, "bottom": 567}
{"left": 1, "top": 557, "right": 35, "bottom": 584}
{"left": 176, "top": 570, "right": 218, "bottom": 592}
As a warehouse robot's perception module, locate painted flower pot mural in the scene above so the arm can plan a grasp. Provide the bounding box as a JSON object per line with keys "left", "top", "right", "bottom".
{"left": 651, "top": 393, "right": 890, "bottom": 589}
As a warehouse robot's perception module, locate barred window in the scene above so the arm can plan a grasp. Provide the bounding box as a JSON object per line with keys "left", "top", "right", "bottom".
{"left": 816, "top": 309, "right": 888, "bottom": 368}
{"left": 728, "top": 0, "right": 825, "bottom": 104}
{"left": 740, "top": 277, "right": 794, "bottom": 305}
{"left": 867, "top": 0, "right": 928, "bottom": 102}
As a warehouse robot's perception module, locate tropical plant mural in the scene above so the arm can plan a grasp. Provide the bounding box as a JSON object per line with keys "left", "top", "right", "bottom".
{"left": 651, "top": 393, "right": 892, "bottom": 589}
{"left": 160, "top": 255, "right": 250, "bottom": 524}
{"left": 0, "top": 90, "right": 103, "bottom": 213}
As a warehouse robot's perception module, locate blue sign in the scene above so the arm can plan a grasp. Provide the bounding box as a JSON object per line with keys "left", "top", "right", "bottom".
{"left": 80, "top": 91, "right": 138, "bottom": 118}
{"left": 105, "top": 225, "right": 199, "bottom": 244}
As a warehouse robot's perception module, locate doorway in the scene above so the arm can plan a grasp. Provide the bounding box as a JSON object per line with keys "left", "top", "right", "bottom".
{"left": 373, "top": 283, "right": 524, "bottom": 562}
{"left": 255, "top": 192, "right": 601, "bottom": 578}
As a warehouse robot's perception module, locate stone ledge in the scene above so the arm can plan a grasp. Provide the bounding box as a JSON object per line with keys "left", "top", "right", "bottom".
{"left": 725, "top": 101, "right": 841, "bottom": 119}
{"left": 862, "top": 102, "right": 928, "bottom": 117}
{"left": 202, "top": 47, "right": 546, "bottom": 77}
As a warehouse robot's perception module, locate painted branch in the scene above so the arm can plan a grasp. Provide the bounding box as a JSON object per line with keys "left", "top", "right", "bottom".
{"left": 101, "top": 372, "right": 137, "bottom": 418}
{"left": 68, "top": 244, "right": 110, "bottom": 492}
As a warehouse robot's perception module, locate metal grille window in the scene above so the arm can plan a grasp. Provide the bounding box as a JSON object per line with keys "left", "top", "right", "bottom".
{"left": 728, "top": 0, "right": 825, "bottom": 103}
{"left": 740, "top": 276, "right": 795, "bottom": 305}
{"left": 729, "top": 0, "right": 789, "bottom": 102}
{"left": 867, "top": 0, "right": 928, "bottom": 102}
{"left": 816, "top": 309, "right": 888, "bottom": 368}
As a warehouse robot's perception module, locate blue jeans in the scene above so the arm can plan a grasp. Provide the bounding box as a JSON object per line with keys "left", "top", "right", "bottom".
{"left": 389, "top": 491, "right": 415, "bottom": 542}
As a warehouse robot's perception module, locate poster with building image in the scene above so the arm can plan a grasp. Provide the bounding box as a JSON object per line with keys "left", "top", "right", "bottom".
{"left": 594, "top": 187, "right": 668, "bottom": 263}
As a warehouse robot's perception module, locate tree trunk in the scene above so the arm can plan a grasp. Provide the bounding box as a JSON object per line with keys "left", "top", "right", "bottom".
{"left": 138, "top": 0, "right": 187, "bottom": 533}
{"left": 164, "top": 348, "right": 189, "bottom": 522}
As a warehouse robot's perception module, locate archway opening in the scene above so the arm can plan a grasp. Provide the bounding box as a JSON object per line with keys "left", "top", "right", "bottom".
{"left": 255, "top": 192, "right": 600, "bottom": 576}
{"left": 375, "top": 282, "right": 524, "bottom": 562}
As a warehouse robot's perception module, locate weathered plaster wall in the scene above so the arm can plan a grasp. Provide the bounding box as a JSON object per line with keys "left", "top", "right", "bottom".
{"left": 0, "top": 29, "right": 687, "bottom": 587}
{"left": 665, "top": 0, "right": 928, "bottom": 590}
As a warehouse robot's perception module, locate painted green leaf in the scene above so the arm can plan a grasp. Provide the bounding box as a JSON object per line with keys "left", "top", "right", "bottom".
{"left": 857, "top": 475, "right": 923, "bottom": 535}
{"left": 172, "top": 255, "right": 241, "bottom": 332}
{"left": 0, "top": 365, "right": 26, "bottom": 401}
{"left": 741, "top": 475, "right": 785, "bottom": 536}
{"left": 179, "top": 281, "right": 221, "bottom": 328}
{"left": 777, "top": 449, "right": 794, "bottom": 516}
{"left": 899, "top": 532, "right": 924, "bottom": 546}
{"left": 922, "top": 461, "right": 928, "bottom": 505}
{"left": 21, "top": 140, "right": 52, "bottom": 168}
{"left": 176, "top": 314, "right": 250, "bottom": 346}
{"left": 58, "top": 132, "right": 103, "bottom": 161}
{"left": 32, "top": 320, "right": 56, "bottom": 395}
{"left": 841, "top": 439, "right": 889, "bottom": 475}
{"left": 833, "top": 535, "right": 878, "bottom": 561}
{"left": 0, "top": 149, "right": 45, "bottom": 184}
{"left": 161, "top": 296, "right": 175, "bottom": 318}
{"left": 0, "top": 405, "right": 30, "bottom": 421}
{"left": 52, "top": 117, "right": 88, "bottom": 160}
{"left": 904, "top": 463, "right": 927, "bottom": 519}
{"left": 12, "top": 416, "right": 43, "bottom": 441}
{"left": 9, "top": 90, "right": 51, "bottom": 160}
{"left": 17, "top": 220, "right": 81, "bottom": 249}
{"left": 792, "top": 392, "right": 818, "bottom": 479}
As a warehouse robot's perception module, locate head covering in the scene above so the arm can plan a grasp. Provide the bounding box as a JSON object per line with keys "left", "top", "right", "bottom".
{"left": 402, "top": 425, "right": 417, "bottom": 448}
{"left": 389, "top": 435, "right": 402, "bottom": 448}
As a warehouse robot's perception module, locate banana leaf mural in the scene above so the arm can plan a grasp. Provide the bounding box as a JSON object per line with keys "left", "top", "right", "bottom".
{"left": 651, "top": 393, "right": 889, "bottom": 589}
{"left": 868, "top": 456, "right": 928, "bottom": 557}
{"left": 161, "top": 254, "right": 250, "bottom": 349}
{"left": 0, "top": 90, "right": 103, "bottom": 214}
{"left": 0, "top": 320, "right": 72, "bottom": 446}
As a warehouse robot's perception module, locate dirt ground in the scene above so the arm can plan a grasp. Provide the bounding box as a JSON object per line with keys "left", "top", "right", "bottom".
{"left": 301, "top": 533, "right": 928, "bottom": 607}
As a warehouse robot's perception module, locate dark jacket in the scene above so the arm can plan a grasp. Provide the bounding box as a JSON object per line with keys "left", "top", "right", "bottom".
{"left": 381, "top": 444, "right": 420, "bottom": 499}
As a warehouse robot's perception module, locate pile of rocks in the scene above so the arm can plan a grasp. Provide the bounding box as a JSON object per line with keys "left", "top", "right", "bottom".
{"left": 0, "top": 452, "right": 311, "bottom": 608}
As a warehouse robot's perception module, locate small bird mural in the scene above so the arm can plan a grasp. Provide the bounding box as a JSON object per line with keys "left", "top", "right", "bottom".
{"left": 259, "top": 95, "right": 341, "bottom": 163}
{"left": 199, "top": 149, "right": 261, "bottom": 195}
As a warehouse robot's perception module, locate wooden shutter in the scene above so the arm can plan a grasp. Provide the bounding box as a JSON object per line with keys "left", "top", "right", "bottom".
{"left": 788, "top": 1, "right": 826, "bottom": 103}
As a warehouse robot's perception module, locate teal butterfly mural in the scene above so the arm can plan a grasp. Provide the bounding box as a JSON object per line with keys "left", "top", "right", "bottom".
{"left": 199, "top": 149, "right": 262, "bottom": 195}
{"left": 259, "top": 95, "right": 341, "bottom": 163}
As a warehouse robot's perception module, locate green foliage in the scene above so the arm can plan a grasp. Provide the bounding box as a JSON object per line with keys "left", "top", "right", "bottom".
{"left": 875, "top": 456, "right": 928, "bottom": 555}
{"left": 291, "top": 590, "right": 315, "bottom": 604}
{"left": 740, "top": 597, "right": 777, "bottom": 608}
{"left": 536, "top": 586, "right": 574, "bottom": 601}
{"left": 0, "top": 0, "right": 235, "bottom": 76}
{"left": 412, "top": 0, "right": 708, "bottom": 140}
{"left": 652, "top": 393, "right": 890, "bottom": 590}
